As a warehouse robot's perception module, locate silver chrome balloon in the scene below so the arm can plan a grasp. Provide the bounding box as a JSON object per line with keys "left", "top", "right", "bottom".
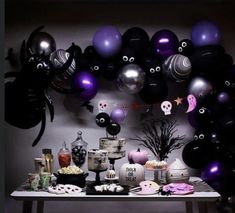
{"left": 27, "top": 32, "right": 56, "bottom": 56}
{"left": 117, "top": 64, "right": 145, "bottom": 94}
{"left": 188, "top": 77, "right": 213, "bottom": 98}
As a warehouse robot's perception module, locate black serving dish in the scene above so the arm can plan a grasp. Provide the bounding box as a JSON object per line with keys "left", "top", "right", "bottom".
{"left": 54, "top": 172, "right": 89, "bottom": 188}
{"left": 86, "top": 185, "right": 129, "bottom": 195}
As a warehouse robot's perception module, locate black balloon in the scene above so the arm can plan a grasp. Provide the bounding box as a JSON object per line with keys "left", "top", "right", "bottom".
{"left": 106, "top": 122, "right": 121, "bottom": 136}
{"left": 182, "top": 140, "right": 213, "bottom": 169}
{"left": 95, "top": 112, "right": 110, "bottom": 127}
{"left": 89, "top": 58, "right": 103, "bottom": 77}
{"left": 84, "top": 45, "right": 99, "bottom": 60}
{"left": 139, "top": 77, "right": 168, "bottom": 104}
{"left": 178, "top": 39, "right": 194, "bottom": 57}
{"left": 224, "top": 65, "right": 235, "bottom": 95}
{"left": 119, "top": 47, "right": 136, "bottom": 66}
{"left": 122, "top": 27, "right": 150, "bottom": 56}
{"left": 102, "top": 60, "right": 119, "bottom": 81}
{"left": 142, "top": 57, "right": 163, "bottom": 78}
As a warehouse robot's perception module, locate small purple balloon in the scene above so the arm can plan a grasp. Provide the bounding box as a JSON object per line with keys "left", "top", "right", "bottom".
{"left": 191, "top": 21, "right": 221, "bottom": 47}
{"left": 151, "top": 29, "right": 179, "bottom": 59}
{"left": 217, "top": 92, "right": 231, "bottom": 105}
{"left": 110, "top": 108, "right": 126, "bottom": 123}
{"left": 72, "top": 71, "right": 98, "bottom": 102}
{"left": 93, "top": 25, "right": 122, "bottom": 58}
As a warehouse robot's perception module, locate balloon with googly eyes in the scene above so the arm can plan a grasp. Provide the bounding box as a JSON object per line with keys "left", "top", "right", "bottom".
{"left": 95, "top": 112, "right": 110, "bottom": 127}
{"left": 177, "top": 39, "right": 194, "bottom": 57}
{"left": 223, "top": 65, "right": 235, "bottom": 96}
{"left": 142, "top": 57, "right": 163, "bottom": 78}
{"left": 119, "top": 48, "right": 136, "bottom": 66}
{"left": 89, "top": 58, "right": 103, "bottom": 77}
{"left": 193, "top": 129, "right": 208, "bottom": 142}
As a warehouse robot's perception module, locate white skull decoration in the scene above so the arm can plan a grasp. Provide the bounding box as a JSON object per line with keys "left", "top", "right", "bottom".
{"left": 161, "top": 101, "right": 172, "bottom": 115}
{"left": 98, "top": 100, "right": 108, "bottom": 112}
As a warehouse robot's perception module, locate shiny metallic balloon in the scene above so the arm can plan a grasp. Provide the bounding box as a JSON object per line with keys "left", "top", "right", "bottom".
{"left": 117, "top": 64, "right": 146, "bottom": 94}
{"left": 27, "top": 32, "right": 56, "bottom": 56}
{"left": 188, "top": 77, "right": 213, "bottom": 98}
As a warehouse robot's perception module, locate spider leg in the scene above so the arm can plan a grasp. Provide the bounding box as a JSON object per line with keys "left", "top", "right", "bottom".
{"left": 32, "top": 112, "right": 46, "bottom": 147}
{"left": 44, "top": 91, "right": 54, "bottom": 122}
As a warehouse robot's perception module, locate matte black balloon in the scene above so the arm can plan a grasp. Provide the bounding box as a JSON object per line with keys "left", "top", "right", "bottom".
{"left": 84, "top": 45, "right": 99, "bottom": 60}
{"left": 191, "top": 106, "right": 213, "bottom": 127}
{"left": 139, "top": 77, "right": 168, "bottom": 104}
{"left": 27, "top": 32, "right": 56, "bottom": 56}
{"left": 178, "top": 39, "right": 194, "bottom": 57}
{"left": 190, "top": 45, "right": 226, "bottom": 80}
{"left": 106, "top": 122, "right": 121, "bottom": 136}
{"left": 182, "top": 140, "right": 213, "bottom": 169}
{"left": 89, "top": 58, "right": 103, "bottom": 77}
{"left": 76, "top": 54, "right": 90, "bottom": 71}
{"left": 102, "top": 61, "right": 119, "bottom": 81}
{"left": 122, "top": 27, "right": 150, "bottom": 56}
{"left": 224, "top": 65, "right": 235, "bottom": 95}
{"left": 142, "top": 57, "right": 163, "bottom": 78}
{"left": 95, "top": 112, "right": 110, "bottom": 127}
{"left": 119, "top": 48, "right": 136, "bottom": 66}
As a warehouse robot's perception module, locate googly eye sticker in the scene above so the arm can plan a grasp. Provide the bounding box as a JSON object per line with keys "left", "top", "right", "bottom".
{"left": 123, "top": 56, "right": 128, "bottom": 62}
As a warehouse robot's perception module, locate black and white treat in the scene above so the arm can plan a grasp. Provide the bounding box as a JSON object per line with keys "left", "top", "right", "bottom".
{"left": 48, "top": 184, "right": 82, "bottom": 194}
{"left": 64, "top": 184, "right": 82, "bottom": 194}
{"left": 163, "top": 54, "right": 192, "bottom": 82}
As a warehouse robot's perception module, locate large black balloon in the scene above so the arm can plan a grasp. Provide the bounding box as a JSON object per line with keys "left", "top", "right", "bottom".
{"left": 106, "top": 122, "right": 121, "bottom": 136}
{"left": 84, "top": 45, "right": 99, "bottom": 60}
{"left": 182, "top": 140, "right": 213, "bottom": 169}
{"left": 139, "top": 77, "right": 168, "bottom": 104}
{"left": 122, "top": 27, "right": 150, "bottom": 56}
{"left": 95, "top": 112, "right": 110, "bottom": 127}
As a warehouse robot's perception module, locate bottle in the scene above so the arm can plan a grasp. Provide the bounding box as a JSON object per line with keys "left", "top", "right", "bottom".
{"left": 71, "top": 131, "right": 88, "bottom": 167}
{"left": 58, "top": 141, "right": 71, "bottom": 168}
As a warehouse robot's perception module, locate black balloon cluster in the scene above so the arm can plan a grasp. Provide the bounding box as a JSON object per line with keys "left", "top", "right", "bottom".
{"left": 95, "top": 112, "right": 121, "bottom": 137}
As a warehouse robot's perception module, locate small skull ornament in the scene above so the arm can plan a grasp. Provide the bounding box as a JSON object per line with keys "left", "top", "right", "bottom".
{"left": 161, "top": 101, "right": 172, "bottom": 115}
{"left": 98, "top": 100, "right": 108, "bottom": 112}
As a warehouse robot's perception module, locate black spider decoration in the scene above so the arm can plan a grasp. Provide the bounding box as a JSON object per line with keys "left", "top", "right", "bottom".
{"left": 158, "top": 186, "right": 172, "bottom": 196}
{"left": 5, "top": 26, "right": 76, "bottom": 147}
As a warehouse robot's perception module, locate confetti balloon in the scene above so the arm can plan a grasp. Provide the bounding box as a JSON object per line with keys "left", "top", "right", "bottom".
{"left": 117, "top": 64, "right": 146, "bottom": 94}
{"left": 151, "top": 29, "right": 179, "bottom": 59}
{"left": 191, "top": 20, "right": 221, "bottom": 47}
{"left": 110, "top": 108, "right": 126, "bottom": 123}
{"left": 72, "top": 71, "right": 98, "bottom": 102}
{"left": 163, "top": 54, "right": 192, "bottom": 82}
{"left": 27, "top": 32, "right": 56, "bottom": 56}
{"left": 93, "top": 26, "right": 122, "bottom": 58}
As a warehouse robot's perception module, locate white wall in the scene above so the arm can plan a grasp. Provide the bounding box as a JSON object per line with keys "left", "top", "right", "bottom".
{"left": 5, "top": 1, "right": 235, "bottom": 212}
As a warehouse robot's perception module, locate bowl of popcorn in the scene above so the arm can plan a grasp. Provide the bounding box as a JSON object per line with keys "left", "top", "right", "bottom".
{"left": 55, "top": 165, "right": 89, "bottom": 188}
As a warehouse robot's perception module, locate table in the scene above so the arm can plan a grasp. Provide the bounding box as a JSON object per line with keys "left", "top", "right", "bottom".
{"left": 11, "top": 177, "right": 221, "bottom": 213}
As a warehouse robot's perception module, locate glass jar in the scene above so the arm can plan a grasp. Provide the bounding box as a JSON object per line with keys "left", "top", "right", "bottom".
{"left": 58, "top": 141, "right": 71, "bottom": 168}
{"left": 71, "top": 131, "right": 88, "bottom": 167}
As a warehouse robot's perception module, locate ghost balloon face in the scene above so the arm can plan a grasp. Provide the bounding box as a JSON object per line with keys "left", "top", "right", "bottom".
{"left": 186, "top": 94, "right": 197, "bottom": 113}
{"left": 143, "top": 57, "right": 163, "bottom": 78}
{"left": 178, "top": 39, "right": 194, "bottom": 57}
{"left": 95, "top": 112, "right": 110, "bottom": 127}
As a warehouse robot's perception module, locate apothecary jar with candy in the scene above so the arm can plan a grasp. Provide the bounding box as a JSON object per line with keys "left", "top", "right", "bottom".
{"left": 71, "top": 131, "right": 88, "bottom": 167}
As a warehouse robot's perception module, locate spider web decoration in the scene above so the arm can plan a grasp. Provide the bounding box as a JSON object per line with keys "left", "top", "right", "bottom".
{"left": 130, "top": 119, "right": 188, "bottom": 161}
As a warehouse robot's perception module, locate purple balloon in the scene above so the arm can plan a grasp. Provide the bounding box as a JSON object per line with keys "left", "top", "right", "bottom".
{"left": 72, "top": 71, "right": 98, "bottom": 102}
{"left": 151, "top": 29, "right": 179, "bottom": 59}
{"left": 191, "top": 21, "right": 221, "bottom": 47}
{"left": 217, "top": 92, "right": 231, "bottom": 105}
{"left": 93, "top": 26, "right": 122, "bottom": 58}
{"left": 110, "top": 108, "right": 126, "bottom": 123}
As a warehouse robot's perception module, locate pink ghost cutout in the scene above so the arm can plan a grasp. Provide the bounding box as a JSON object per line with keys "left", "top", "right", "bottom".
{"left": 186, "top": 94, "right": 197, "bottom": 113}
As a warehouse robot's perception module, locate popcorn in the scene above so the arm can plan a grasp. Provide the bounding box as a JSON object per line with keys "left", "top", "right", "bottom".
{"left": 58, "top": 165, "right": 83, "bottom": 174}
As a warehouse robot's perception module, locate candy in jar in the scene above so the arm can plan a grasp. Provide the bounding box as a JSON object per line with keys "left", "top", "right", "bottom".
{"left": 71, "top": 131, "right": 88, "bottom": 167}
{"left": 58, "top": 141, "right": 71, "bottom": 168}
